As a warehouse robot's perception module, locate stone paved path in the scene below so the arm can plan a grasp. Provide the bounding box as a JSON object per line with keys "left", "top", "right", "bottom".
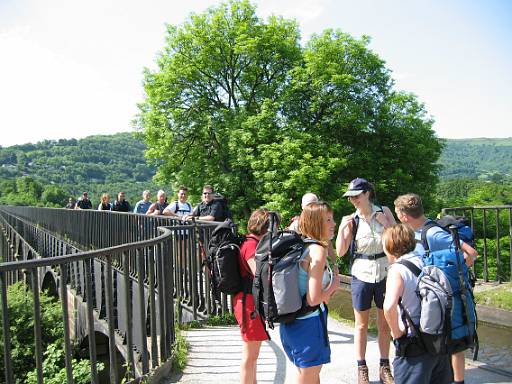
{"left": 166, "top": 316, "right": 512, "bottom": 383}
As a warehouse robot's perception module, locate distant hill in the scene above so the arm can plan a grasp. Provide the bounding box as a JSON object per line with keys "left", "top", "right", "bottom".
{"left": 438, "top": 138, "right": 512, "bottom": 180}
{"left": 2, "top": 134, "right": 511, "bottom": 197}
{"left": 0, "top": 133, "right": 159, "bottom": 199}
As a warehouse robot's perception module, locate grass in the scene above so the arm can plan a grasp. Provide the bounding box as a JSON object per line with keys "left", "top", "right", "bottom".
{"left": 474, "top": 282, "right": 512, "bottom": 311}
{"left": 171, "top": 327, "right": 189, "bottom": 374}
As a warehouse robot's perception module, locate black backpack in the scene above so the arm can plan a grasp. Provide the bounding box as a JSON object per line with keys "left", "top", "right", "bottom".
{"left": 213, "top": 193, "right": 232, "bottom": 220}
{"left": 252, "top": 215, "right": 320, "bottom": 329}
{"left": 206, "top": 220, "right": 247, "bottom": 297}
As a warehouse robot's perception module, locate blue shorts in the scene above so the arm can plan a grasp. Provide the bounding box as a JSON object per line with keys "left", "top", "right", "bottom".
{"left": 393, "top": 353, "right": 451, "bottom": 384}
{"left": 351, "top": 276, "right": 386, "bottom": 311}
{"left": 279, "top": 311, "right": 330, "bottom": 368}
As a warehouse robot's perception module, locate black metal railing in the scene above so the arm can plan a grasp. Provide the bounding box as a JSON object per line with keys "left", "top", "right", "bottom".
{"left": 0, "top": 207, "right": 230, "bottom": 384}
{"left": 442, "top": 205, "right": 512, "bottom": 283}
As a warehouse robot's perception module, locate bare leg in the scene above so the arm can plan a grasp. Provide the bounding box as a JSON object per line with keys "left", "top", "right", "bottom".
{"left": 376, "top": 308, "right": 391, "bottom": 359}
{"left": 240, "top": 340, "right": 262, "bottom": 384}
{"left": 297, "top": 364, "right": 322, "bottom": 384}
{"left": 452, "top": 351, "right": 465, "bottom": 382}
{"left": 354, "top": 308, "right": 370, "bottom": 360}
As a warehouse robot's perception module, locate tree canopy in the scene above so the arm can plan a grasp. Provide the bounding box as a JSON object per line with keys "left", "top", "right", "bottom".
{"left": 146, "top": 1, "right": 443, "bottom": 220}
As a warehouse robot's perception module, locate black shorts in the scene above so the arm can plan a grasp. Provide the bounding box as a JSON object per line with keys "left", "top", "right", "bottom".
{"left": 351, "top": 275, "right": 386, "bottom": 311}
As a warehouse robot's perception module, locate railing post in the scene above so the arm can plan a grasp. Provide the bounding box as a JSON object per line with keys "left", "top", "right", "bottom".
{"left": 0, "top": 271, "right": 14, "bottom": 384}
{"left": 496, "top": 209, "right": 501, "bottom": 283}
{"left": 105, "top": 254, "right": 119, "bottom": 384}
{"left": 31, "top": 269, "right": 43, "bottom": 384}
{"left": 483, "top": 209, "right": 488, "bottom": 282}
{"left": 59, "top": 265, "right": 74, "bottom": 384}
{"left": 84, "top": 259, "right": 99, "bottom": 384}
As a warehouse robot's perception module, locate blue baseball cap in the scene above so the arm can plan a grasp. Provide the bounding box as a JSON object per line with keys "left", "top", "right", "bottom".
{"left": 343, "top": 178, "right": 371, "bottom": 197}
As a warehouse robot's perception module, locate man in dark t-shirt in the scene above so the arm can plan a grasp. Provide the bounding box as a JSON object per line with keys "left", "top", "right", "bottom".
{"left": 183, "top": 185, "right": 226, "bottom": 222}
{"left": 112, "top": 191, "right": 131, "bottom": 212}
{"left": 75, "top": 192, "right": 92, "bottom": 209}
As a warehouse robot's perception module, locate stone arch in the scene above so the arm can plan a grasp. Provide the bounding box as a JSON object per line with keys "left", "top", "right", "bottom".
{"left": 41, "top": 271, "right": 58, "bottom": 298}
{"left": 79, "top": 330, "right": 126, "bottom": 384}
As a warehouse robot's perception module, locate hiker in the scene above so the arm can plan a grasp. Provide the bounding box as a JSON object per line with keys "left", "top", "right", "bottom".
{"left": 279, "top": 201, "right": 340, "bottom": 383}
{"left": 233, "top": 208, "right": 272, "bottom": 384}
{"left": 287, "top": 192, "right": 319, "bottom": 232}
{"left": 288, "top": 192, "right": 339, "bottom": 276}
{"left": 163, "top": 186, "right": 193, "bottom": 218}
{"left": 335, "top": 178, "right": 395, "bottom": 384}
{"left": 97, "top": 193, "right": 112, "bottom": 210}
{"left": 183, "top": 185, "right": 227, "bottom": 222}
{"left": 382, "top": 224, "right": 451, "bottom": 384}
{"left": 146, "top": 190, "right": 168, "bottom": 216}
{"left": 112, "top": 191, "right": 131, "bottom": 212}
{"left": 75, "top": 192, "right": 92, "bottom": 210}
{"left": 394, "top": 193, "right": 478, "bottom": 384}
{"left": 133, "top": 190, "right": 151, "bottom": 214}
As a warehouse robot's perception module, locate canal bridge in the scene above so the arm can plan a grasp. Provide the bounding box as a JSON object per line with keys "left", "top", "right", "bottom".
{"left": 0, "top": 205, "right": 511, "bottom": 384}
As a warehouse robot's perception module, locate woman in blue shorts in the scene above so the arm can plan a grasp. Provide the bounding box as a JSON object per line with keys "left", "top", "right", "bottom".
{"left": 336, "top": 178, "right": 396, "bottom": 384}
{"left": 279, "top": 201, "right": 340, "bottom": 383}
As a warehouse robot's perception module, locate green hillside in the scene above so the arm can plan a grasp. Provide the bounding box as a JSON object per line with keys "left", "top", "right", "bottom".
{"left": 0, "top": 133, "right": 160, "bottom": 205}
{"left": 438, "top": 138, "right": 512, "bottom": 180}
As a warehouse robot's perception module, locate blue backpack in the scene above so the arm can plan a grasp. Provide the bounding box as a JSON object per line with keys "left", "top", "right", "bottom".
{"left": 421, "top": 221, "right": 478, "bottom": 359}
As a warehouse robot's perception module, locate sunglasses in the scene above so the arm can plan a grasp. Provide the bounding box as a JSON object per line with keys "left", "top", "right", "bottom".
{"left": 202, "top": 192, "right": 212, "bottom": 195}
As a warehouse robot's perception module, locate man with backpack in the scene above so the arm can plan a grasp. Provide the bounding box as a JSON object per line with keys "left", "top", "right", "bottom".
{"left": 163, "top": 186, "right": 193, "bottom": 218}
{"left": 183, "top": 185, "right": 229, "bottom": 222}
{"left": 394, "top": 193, "right": 478, "bottom": 384}
{"left": 382, "top": 224, "right": 452, "bottom": 383}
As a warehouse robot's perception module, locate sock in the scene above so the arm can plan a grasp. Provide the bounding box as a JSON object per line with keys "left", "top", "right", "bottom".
{"left": 380, "top": 358, "right": 390, "bottom": 366}
{"left": 357, "top": 359, "right": 367, "bottom": 367}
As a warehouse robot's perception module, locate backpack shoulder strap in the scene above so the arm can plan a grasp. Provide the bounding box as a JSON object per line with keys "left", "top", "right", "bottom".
{"left": 397, "top": 259, "right": 422, "bottom": 277}
{"left": 174, "top": 201, "right": 179, "bottom": 213}
{"left": 420, "top": 219, "right": 443, "bottom": 252}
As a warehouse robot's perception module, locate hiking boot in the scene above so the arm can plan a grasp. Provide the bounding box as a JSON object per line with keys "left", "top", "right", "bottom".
{"left": 380, "top": 364, "right": 394, "bottom": 384}
{"left": 358, "top": 365, "right": 369, "bottom": 384}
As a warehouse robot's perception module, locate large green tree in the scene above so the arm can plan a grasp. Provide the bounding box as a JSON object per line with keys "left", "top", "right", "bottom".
{"left": 135, "top": 0, "right": 442, "bottom": 221}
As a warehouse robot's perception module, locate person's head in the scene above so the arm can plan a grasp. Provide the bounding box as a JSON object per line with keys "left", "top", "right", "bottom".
{"left": 201, "top": 185, "right": 214, "bottom": 203}
{"left": 394, "top": 193, "right": 424, "bottom": 221}
{"left": 178, "top": 186, "right": 188, "bottom": 203}
{"left": 142, "top": 190, "right": 150, "bottom": 202}
{"left": 156, "top": 190, "right": 166, "bottom": 204}
{"left": 301, "top": 193, "right": 318, "bottom": 209}
{"left": 101, "top": 193, "right": 110, "bottom": 204}
{"left": 299, "top": 201, "right": 335, "bottom": 244}
{"left": 82, "top": 192, "right": 88, "bottom": 200}
{"left": 382, "top": 223, "right": 416, "bottom": 262}
{"left": 118, "top": 191, "right": 126, "bottom": 201}
{"left": 247, "top": 208, "right": 272, "bottom": 236}
{"left": 68, "top": 197, "right": 74, "bottom": 203}
{"left": 342, "top": 178, "right": 375, "bottom": 207}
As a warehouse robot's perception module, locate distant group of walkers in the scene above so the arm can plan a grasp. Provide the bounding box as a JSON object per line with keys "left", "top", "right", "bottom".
{"left": 225, "top": 178, "right": 478, "bottom": 384}
{"left": 65, "top": 184, "right": 230, "bottom": 221}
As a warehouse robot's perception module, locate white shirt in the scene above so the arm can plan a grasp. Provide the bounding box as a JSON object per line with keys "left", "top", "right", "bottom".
{"left": 350, "top": 204, "right": 389, "bottom": 283}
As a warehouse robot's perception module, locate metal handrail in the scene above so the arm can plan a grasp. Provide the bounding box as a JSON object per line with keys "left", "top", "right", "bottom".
{"left": 442, "top": 205, "right": 512, "bottom": 283}
{"left": 0, "top": 206, "right": 230, "bottom": 384}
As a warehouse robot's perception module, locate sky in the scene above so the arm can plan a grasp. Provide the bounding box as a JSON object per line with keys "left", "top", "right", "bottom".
{"left": 0, "top": 0, "right": 510, "bottom": 147}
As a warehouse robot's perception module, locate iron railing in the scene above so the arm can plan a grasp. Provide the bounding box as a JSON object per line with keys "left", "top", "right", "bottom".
{"left": 442, "top": 205, "right": 512, "bottom": 283}
{"left": 0, "top": 206, "right": 230, "bottom": 384}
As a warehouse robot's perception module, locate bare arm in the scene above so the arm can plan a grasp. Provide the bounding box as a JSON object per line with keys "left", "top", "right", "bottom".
{"left": 461, "top": 242, "right": 478, "bottom": 267}
{"left": 306, "top": 244, "right": 340, "bottom": 306}
{"left": 383, "top": 267, "right": 406, "bottom": 339}
{"left": 336, "top": 215, "right": 353, "bottom": 257}
{"left": 376, "top": 206, "right": 396, "bottom": 228}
